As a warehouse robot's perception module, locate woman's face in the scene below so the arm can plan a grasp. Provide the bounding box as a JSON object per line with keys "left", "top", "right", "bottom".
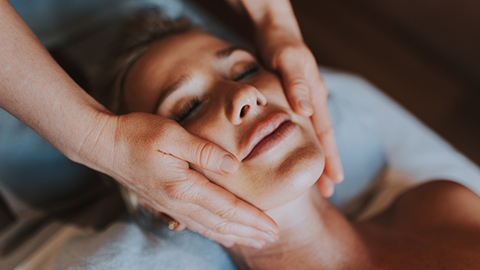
{"left": 123, "top": 31, "right": 325, "bottom": 210}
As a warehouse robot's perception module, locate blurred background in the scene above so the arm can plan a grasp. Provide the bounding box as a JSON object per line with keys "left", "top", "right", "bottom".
{"left": 196, "top": 0, "right": 480, "bottom": 166}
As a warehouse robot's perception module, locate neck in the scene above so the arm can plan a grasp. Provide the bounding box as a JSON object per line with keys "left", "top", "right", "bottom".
{"left": 231, "top": 187, "right": 370, "bottom": 269}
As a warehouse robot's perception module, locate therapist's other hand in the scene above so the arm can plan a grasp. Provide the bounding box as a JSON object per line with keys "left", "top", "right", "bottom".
{"left": 234, "top": 0, "right": 342, "bottom": 198}
{"left": 109, "top": 112, "right": 278, "bottom": 247}
{"left": 256, "top": 24, "right": 344, "bottom": 197}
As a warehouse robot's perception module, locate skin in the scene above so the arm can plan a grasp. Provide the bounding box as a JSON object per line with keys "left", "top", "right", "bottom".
{"left": 123, "top": 31, "right": 325, "bottom": 246}
{"left": 236, "top": 0, "right": 344, "bottom": 195}
{"left": 123, "top": 31, "right": 480, "bottom": 269}
{"left": 0, "top": 0, "right": 342, "bottom": 246}
{"left": 123, "top": 31, "right": 325, "bottom": 210}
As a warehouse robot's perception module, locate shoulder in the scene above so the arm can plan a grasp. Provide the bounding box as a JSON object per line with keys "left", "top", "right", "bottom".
{"left": 364, "top": 180, "right": 480, "bottom": 269}
{"left": 388, "top": 180, "right": 480, "bottom": 228}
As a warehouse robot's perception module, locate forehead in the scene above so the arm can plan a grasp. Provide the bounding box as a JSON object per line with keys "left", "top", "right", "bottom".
{"left": 123, "top": 31, "right": 232, "bottom": 112}
{"left": 128, "top": 31, "right": 231, "bottom": 81}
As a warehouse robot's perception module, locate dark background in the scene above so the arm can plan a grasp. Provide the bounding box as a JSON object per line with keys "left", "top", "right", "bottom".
{"left": 196, "top": 0, "right": 480, "bottom": 165}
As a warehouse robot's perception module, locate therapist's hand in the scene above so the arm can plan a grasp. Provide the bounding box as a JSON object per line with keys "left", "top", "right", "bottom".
{"left": 0, "top": 0, "right": 277, "bottom": 248}
{"left": 251, "top": 2, "right": 344, "bottom": 197}
{"left": 108, "top": 113, "right": 278, "bottom": 247}
{"left": 257, "top": 30, "right": 343, "bottom": 197}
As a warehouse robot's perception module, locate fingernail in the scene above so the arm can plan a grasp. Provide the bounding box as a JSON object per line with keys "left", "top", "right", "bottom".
{"left": 251, "top": 241, "right": 263, "bottom": 249}
{"left": 299, "top": 99, "right": 313, "bottom": 113}
{"left": 267, "top": 237, "right": 275, "bottom": 243}
{"left": 221, "top": 155, "right": 237, "bottom": 173}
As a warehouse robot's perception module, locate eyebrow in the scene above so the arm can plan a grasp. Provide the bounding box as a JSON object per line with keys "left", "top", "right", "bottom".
{"left": 152, "top": 74, "right": 191, "bottom": 114}
{"left": 216, "top": 45, "right": 243, "bottom": 59}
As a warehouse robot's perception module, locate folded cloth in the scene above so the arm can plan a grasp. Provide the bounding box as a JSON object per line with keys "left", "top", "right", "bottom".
{"left": 54, "top": 219, "right": 236, "bottom": 270}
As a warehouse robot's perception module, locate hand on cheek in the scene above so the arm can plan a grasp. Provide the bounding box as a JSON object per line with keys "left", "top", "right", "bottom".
{"left": 112, "top": 113, "right": 279, "bottom": 247}
{"left": 259, "top": 35, "right": 344, "bottom": 197}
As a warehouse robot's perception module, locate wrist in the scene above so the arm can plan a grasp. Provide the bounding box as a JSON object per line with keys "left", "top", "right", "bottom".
{"left": 67, "top": 107, "right": 118, "bottom": 176}
{"left": 241, "top": 0, "right": 301, "bottom": 40}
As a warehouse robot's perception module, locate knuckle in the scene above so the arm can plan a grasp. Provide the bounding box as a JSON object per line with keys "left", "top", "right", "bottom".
{"left": 160, "top": 200, "right": 177, "bottom": 212}
{"left": 278, "top": 44, "right": 309, "bottom": 61}
{"left": 250, "top": 210, "right": 263, "bottom": 229}
{"left": 211, "top": 220, "right": 233, "bottom": 235}
{"left": 148, "top": 194, "right": 170, "bottom": 210}
{"left": 316, "top": 124, "right": 334, "bottom": 137}
{"left": 199, "top": 227, "right": 214, "bottom": 239}
{"left": 275, "top": 45, "right": 300, "bottom": 66}
{"left": 149, "top": 121, "right": 171, "bottom": 145}
{"left": 279, "top": 44, "right": 301, "bottom": 55}
{"left": 196, "top": 142, "right": 216, "bottom": 169}
{"left": 155, "top": 121, "right": 183, "bottom": 151}
{"left": 217, "top": 199, "right": 239, "bottom": 221}
{"left": 163, "top": 181, "right": 192, "bottom": 202}
{"left": 175, "top": 169, "right": 191, "bottom": 182}
{"left": 289, "top": 78, "right": 310, "bottom": 93}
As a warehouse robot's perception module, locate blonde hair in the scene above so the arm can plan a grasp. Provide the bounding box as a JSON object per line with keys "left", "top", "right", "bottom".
{"left": 93, "top": 7, "right": 195, "bottom": 114}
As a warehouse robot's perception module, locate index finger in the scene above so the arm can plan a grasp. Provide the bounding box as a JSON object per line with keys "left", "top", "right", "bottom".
{"left": 183, "top": 169, "right": 279, "bottom": 236}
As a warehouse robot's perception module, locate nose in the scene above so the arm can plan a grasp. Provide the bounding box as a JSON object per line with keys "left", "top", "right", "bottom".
{"left": 228, "top": 84, "right": 267, "bottom": 125}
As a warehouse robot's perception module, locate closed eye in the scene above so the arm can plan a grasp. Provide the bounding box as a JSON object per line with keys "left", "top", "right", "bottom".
{"left": 233, "top": 62, "right": 260, "bottom": 81}
{"left": 174, "top": 97, "right": 201, "bottom": 123}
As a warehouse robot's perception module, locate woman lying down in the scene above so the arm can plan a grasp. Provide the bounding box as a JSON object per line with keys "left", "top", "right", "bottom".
{"left": 93, "top": 8, "right": 480, "bottom": 269}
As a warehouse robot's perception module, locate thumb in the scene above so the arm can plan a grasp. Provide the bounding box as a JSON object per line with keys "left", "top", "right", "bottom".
{"left": 162, "top": 124, "right": 239, "bottom": 175}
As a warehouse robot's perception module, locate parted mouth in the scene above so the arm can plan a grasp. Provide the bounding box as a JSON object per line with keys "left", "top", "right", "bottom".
{"left": 240, "top": 112, "right": 293, "bottom": 161}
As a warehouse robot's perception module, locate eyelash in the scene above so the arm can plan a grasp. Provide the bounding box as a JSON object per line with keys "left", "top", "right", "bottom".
{"left": 175, "top": 97, "right": 201, "bottom": 123}
{"left": 233, "top": 62, "right": 260, "bottom": 81}
{"left": 173, "top": 62, "right": 259, "bottom": 122}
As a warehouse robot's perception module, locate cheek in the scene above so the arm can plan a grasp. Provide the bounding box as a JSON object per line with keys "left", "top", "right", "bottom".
{"left": 190, "top": 165, "right": 251, "bottom": 207}
{"left": 184, "top": 112, "right": 237, "bottom": 156}
{"left": 253, "top": 73, "right": 292, "bottom": 109}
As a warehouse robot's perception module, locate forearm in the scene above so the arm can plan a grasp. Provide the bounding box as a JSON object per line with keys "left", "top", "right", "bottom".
{"left": 229, "top": 0, "right": 301, "bottom": 39}
{"left": 0, "top": 1, "right": 115, "bottom": 172}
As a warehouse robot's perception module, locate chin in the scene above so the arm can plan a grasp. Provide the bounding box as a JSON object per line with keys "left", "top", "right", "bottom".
{"left": 253, "top": 142, "right": 325, "bottom": 211}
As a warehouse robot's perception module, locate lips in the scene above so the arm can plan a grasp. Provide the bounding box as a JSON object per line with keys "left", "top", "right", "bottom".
{"left": 241, "top": 112, "right": 297, "bottom": 161}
